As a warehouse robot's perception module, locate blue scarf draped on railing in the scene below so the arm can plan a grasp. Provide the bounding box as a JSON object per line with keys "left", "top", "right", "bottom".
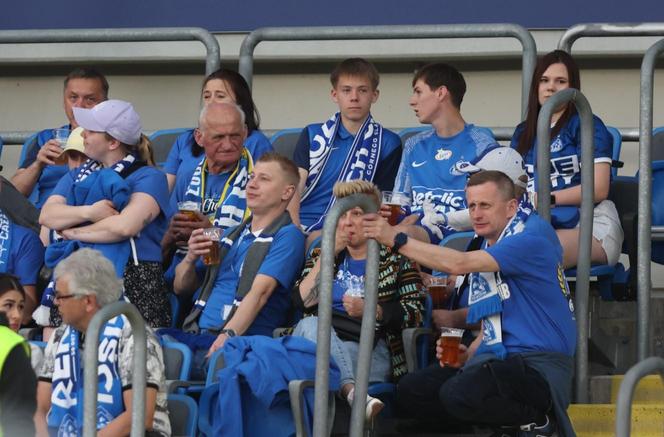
{"left": 466, "top": 195, "right": 533, "bottom": 359}
{"left": 48, "top": 315, "right": 126, "bottom": 436}
{"left": 301, "top": 112, "right": 383, "bottom": 233}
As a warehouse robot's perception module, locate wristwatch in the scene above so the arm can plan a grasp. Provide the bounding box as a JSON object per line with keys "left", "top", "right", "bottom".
{"left": 392, "top": 232, "right": 408, "bottom": 252}
{"left": 220, "top": 328, "right": 237, "bottom": 337}
{"left": 550, "top": 194, "right": 556, "bottom": 206}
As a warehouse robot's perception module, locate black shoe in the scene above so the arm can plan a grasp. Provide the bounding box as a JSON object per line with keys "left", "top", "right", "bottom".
{"left": 518, "top": 414, "right": 556, "bottom": 437}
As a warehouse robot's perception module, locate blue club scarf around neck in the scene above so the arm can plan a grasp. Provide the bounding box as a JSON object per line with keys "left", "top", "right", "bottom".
{"left": 48, "top": 315, "right": 126, "bottom": 436}
{"left": 0, "top": 210, "right": 12, "bottom": 273}
{"left": 466, "top": 195, "right": 533, "bottom": 359}
{"left": 183, "top": 149, "right": 253, "bottom": 229}
{"left": 34, "top": 155, "right": 136, "bottom": 326}
{"left": 301, "top": 112, "right": 383, "bottom": 233}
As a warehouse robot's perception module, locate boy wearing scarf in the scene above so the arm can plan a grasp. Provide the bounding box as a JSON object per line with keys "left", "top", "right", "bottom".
{"left": 35, "top": 249, "right": 171, "bottom": 437}
{"left": 289, "top": 58, "right": 402, "bottom": 240}
{"left": 363, "top": 171, "right": 576, "bottom": 437}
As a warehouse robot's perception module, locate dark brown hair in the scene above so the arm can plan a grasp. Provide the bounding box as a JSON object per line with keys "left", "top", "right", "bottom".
{"left": 0, "top": 274, "right": 25, "bottom": 298}
{"left": 330, "top": 58, "right": 380, "bottom": 90}
{"left": 515, "top": 50, "right": 581, "bottom": 156}
{"left": 412, "top": 63, "right": 466, "bottom": 108}
{"left": 64, "top": 67, "right": 109, "bottom": 99}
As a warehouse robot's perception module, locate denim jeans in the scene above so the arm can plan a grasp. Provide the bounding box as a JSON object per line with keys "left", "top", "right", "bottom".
{"left": 292, "top": 316, "right": 391, "bottom": 387}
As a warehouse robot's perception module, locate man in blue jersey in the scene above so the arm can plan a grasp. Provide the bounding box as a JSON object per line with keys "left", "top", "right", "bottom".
{"left": 392, "top": 63, "right": 496, "bottom": 244}
{"left": 11, "top": 68, "right": 108, "bottom": 208}
{"left": 167, "top": 153, "right": 305, "bottom": 377}
{"left": 289, "top": 58, "right": 402, "bottom": 244}
{"left": 163, "top": 102, "right": 255, "bottom": 280}
{"left": 363, "top": 171, "right": 576, "bottom": 437}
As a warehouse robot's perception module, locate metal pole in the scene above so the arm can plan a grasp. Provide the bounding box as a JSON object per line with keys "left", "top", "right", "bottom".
{"left": 239, "top": 24, "right": 536, "bottom": 118}
{"left": 0, "top": 27, "right": 220, "bottom": 75}
{"left": 559, "top": 22, "right": 664, "bottom": 53}
{"left": 615, "top": 356, "right": 664, "bottom": 437}
{"left": 314, "top": 194, "right": 378, "bottom": 437}
{"left": 83, "top": 301, "right": 147, "bottom": 437}
{"left": 636, "top": 39, "right": 664, "bottom": 361}
{"left": 536, "top": 88, "right": 595, "bottom": 403}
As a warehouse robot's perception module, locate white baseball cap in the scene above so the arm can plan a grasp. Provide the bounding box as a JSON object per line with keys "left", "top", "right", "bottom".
{"left": 456, "top": 145, "right": 527, "bottom": 188}
{"left": 73, "top": 99, "right": 142, "bottom": 146}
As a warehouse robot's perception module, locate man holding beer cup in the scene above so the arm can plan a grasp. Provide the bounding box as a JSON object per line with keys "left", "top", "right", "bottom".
{"left": 363, "top": 170, "right": 576, "bottom": 437}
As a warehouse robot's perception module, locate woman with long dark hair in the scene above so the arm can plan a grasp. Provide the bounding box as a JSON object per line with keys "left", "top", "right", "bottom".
{"left": 511, "top": 50, "right": 623, "bottom": 268}
{"left": 164, "top": 69, "right": 273, "bottom": 191}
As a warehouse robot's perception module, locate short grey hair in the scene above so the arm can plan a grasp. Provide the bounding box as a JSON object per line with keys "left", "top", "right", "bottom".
{"left": 198, "top": 102, "right": 246, "bottom": 129}
{"left": 53, "top": 248, "right": 123, "bottom": 307}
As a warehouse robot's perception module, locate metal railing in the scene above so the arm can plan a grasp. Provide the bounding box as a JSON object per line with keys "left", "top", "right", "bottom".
{"left": 0, "top": 27, "right": 220, "bottom": 146}
{"left": 239, "top": 24, "right": 536, "bottom": 119}
{"left": 83, "top": 301, "right": 147, "bottom": 437}
{"left": 615, "top": 356, "right": 664, "bottom": 436}
{"left": 313, "top": 194, "right": 380, "bottom": 437}
{"left": 536, "top": 88, "right": 595, "bottom": 403}
{"left": 559, "top": 22, "right": 664, "bottom": 53}
{"left": 636, "top": 38, "right": 664, "bottom": 361}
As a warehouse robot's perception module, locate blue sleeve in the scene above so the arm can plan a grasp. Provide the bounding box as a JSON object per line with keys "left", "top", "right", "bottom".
{"left": 393, "top": 135, "right": 415, "bottom": 193}
{"left": 11, "top": 226, "right": 45, "bottom": 285}
{"left": 590, "top": 115, "right": 613, "bottom": 161}
{"left": 244, "top": 130, "right": 274, "bottom": 161}
{"left": 257, "top": 226, "right": 305, "bottom": 289}
{"left": 293, "top": 128, "right": 311, "bottom": 168}
{"left": 128, "top": 168, "right": 170, "bottom": 215}
{"left": 485, "top": 232, "right": 556, "bottom": 278}
{"left": 510, "top": 123, "right": 526, "bottom": 150}
{"left": 163, "top": 130, "right": 192, "bottom": 176}
{"left": 50, "top": 168, "right": 77, "bottom": 198}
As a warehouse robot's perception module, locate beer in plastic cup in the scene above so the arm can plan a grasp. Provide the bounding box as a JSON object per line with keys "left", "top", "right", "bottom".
{"left": 381, "top": 191, "right": 410, "bottom": 225}
{"left": 202, "top": 227, "right": 222, "bottom": 265}
{"left": 177, "top": 201, "right": 200, "bottom": 221}
{"left": 427, "top": 276, "right": 450, "bottom": 309}
{"left": 53, "top": 128, "right": 70, "bottom": 165}
{"left": 439, "top": 327, "right": 464, "bottom": 366}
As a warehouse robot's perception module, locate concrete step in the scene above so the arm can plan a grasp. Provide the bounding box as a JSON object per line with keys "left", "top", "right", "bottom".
{"left": 591, "top": 374, "right": 664, "bottom": 404}
{"left": 568, "top": 403, "right": 664, "bottom": 436}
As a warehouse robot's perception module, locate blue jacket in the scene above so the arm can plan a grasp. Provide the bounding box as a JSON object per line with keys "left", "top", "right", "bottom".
{"left": 214, "top": 335, "right": 340, "bottom": 437}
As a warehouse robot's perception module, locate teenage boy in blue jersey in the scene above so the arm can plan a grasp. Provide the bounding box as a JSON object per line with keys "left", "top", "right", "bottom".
{"left": 289, "top": 58, "right": 402, "bottom": 244}
{"left": 392, "top": 63, "right": 496, "bottom": 244}
{"left": 11, "top": 68, "right": 108, "bottom": 208}
{"left": 363, "top": 171, "right": 576, "bottom": 437}
{"left": 168, "top": 153, "right": 305, "bottom": 376}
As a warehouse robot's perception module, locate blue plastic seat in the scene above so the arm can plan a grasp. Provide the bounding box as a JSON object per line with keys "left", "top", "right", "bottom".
{"left": 270, "top": 128, "right": 302, "bottom": 159}
{"left": 148, "top": 128, "right": 191, "bottom": 169}
{"left": 162, "top": 340, "right": 193, "bottom": 394}
{"left": 167, "top": 393, "right": 198, "bottom": 437}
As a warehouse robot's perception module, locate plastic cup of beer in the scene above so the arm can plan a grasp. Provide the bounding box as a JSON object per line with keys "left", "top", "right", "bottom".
{"left": 202, "top": 227, "right": 221, "bottom": 265}
{"left": 381, "top": 191, "right": 410, "bottom": 225}
{"left": 52, "top": 128, "right": 70, "bottom": 164}
{"left": 439, "top": 327, "right": 464, "bottom": 366}
{"left": 427, "top": 276, "right": 450, "bottom": 309}
{"left": 177, "top": 201, "right": 200, "bottom": 222}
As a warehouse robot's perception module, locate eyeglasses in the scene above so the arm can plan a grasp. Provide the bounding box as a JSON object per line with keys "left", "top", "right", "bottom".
{"left": 53, "top": 292, "right": 79, "bottom": 303}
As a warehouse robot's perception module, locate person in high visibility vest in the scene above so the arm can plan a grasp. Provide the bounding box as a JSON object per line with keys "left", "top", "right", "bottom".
{"left": 0, "top": 311, "right": 37, "bottom": 435}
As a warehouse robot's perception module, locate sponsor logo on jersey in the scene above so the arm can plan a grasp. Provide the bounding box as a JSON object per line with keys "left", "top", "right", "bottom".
{"left": 435, "top": 148, "right": 453, "bottom": 160}
{"left": 412, "top": 160, "right": 427, "bottom": 168}
{"left": 551, "top": 136, "right": 563, "bottom": 153}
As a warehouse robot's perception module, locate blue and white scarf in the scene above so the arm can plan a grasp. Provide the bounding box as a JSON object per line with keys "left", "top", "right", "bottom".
{"left": 302, "top": 112, "right": 383, "bottom": 232}
{"left": 48, "top": 316, "right": 126, "bottom": 436}
{"left": 0, "top": 210, "right": 12, "bottom": 272}
{"left": 466, "top": 195, "right": 533, "bottom": 359}
{"left": 183, "top": 149, "right": 253, "bottom": 229}
{"left": 33, "top": 155, "right": 136, "bottom": 326}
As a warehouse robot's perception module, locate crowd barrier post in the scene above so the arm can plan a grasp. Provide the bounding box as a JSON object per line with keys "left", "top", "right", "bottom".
{"left": 536, "top": 88, "right": 594, "bottom": 403}
{"left": 315, "top": 194, "right": 379, "bottom": 437}
{"left": 83, "top": 301, "right": 147, "bottom": 437}
{"left": 615, "top": 356, "right": 664, "bottom": 436}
